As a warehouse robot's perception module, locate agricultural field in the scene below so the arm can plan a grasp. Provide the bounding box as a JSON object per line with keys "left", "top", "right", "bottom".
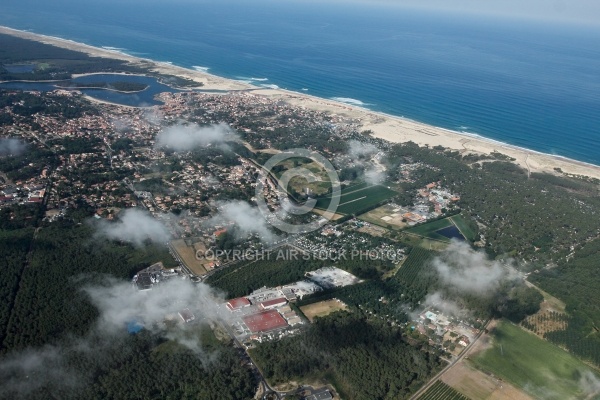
{"left": 449, "top": 215, "right": 478, "bottom": 242}
{"left": 315, "top": 182, "right": 397, "bottom": 215}
{"left": 441, "top": 361, "right": 533, "bottom": 400}
{"left": 300, "top": 299, "right": 348, "bottom": 322}
{"left": 472, "top": 320, "right": 600, "bottom": 399}
{"left": 312, "top": 207, "right": 345, "bottom": 221}
{"left": 358, "top": 203, "right": 408, "bottom": 229}
{"left": 521, "top": 283, "right": 569, "bottom": 337}
{"left": 521, "top": 310, "right": 569, "bottom": 337}
{"left": 405, "top": 217, "right": 466, "bottom": 242}
{"left": 170, "top": 239, "right": 207, "bottom": 275}
{"left": 400, "top": 234, "right": 451, "bottom": 251}
{"left": 393, "top": 247, "right": 435, "bottom": 285}
{"left": 418, "top": 380, "right": 470, "bottom": 400}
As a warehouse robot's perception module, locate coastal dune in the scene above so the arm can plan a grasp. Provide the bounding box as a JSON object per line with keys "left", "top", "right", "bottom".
{"left": 0, "top": 26, "right": 252, "bottom": 91}
{"left": 2, "top": 26, "right": 600, "bottom": 180}
{"left": 253, "top": 88, "right": 600, "bottom": 180}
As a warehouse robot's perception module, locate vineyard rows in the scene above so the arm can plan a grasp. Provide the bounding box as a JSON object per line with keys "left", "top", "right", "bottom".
{"left": 419, "top": 380, "right": 470, "bottom": 400}
{"left": 394, "top": 247, "right": 434, "bottom": 285}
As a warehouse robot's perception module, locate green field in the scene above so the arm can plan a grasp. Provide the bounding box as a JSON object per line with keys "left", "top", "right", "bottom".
{"left": 394, "top": 247, "right": 434, "bottom": 285}
{"left": 419, "top": 380, "right": 470, "bottom": 400}
{"left": 315, "top": 182, "right": 397, "bottom": 215}
{"left": 405, "top": 217, "right": 456, "bottom": 242}
{"left": 449, "top": 215, "right": 477, "bottom": 242}
{"left": 472, "top": 320, "right": 600, "bottom": 399}
{"left": 405, "top": 215, "right": 477, "bottom": 243}
{"left": 273, "top": 157, "right": 332, "bottom": 196}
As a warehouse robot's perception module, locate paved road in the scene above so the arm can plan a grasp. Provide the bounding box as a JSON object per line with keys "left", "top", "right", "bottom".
{"left": 409, "top": 319, "right": 491, "bottom": 400}
{"left": 218, "top": 320, "right": 281, "bottom": 399}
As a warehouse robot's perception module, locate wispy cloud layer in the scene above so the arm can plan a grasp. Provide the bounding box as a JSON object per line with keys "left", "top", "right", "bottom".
{"left": 95, "top": 208, "right": 171, "bottom": 246}
{"left": 155, "top": 123, "right": 238, "bottom": 151}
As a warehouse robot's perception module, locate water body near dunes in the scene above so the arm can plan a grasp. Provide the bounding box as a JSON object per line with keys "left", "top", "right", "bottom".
{"left": 1, "top": 0, "right": 600, "bottom": 165}
{"left": 0, "top": 74, "right": 184, "bottom": 106}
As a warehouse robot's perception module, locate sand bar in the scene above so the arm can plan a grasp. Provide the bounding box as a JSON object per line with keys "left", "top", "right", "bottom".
{"left": 2, "top": 25, "right": 600, "bottom": 180}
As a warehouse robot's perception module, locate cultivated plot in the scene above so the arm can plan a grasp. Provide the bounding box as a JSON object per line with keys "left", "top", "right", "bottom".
{"left": 442, "top": 361, "right": 533, "bottom": 400}
{"left": 405, "top": 216, "right": 469, "bottom": 242}
{"left": 300, "top": 299, "right": 348, "bottom": 322}
{"left": 418, "top": 380, "right": 470, "bottom": 400}
{"left": 472, "top": 320, "right": 600, "bottom": 399}
{"left": 358, "top": 203, "right": 408, "bottom": 229}
{"left": 315, "top": 182, "right": 397, "bottom": 215}
{"left": 170, "top": 239, "right": 208, "bottom": 275}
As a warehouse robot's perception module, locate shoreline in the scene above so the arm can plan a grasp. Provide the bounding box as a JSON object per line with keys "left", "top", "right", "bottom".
{"left": 56, "top": 84, "right": 149, "bottom": 94}
{"left": 2, "top": 25, "right": 600, "bottom": 180}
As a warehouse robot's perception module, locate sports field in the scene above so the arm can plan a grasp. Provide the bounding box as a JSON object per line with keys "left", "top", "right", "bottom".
{"left": 300, "top": 299, "right": 348, "bottom": 322}
{"left": 472, "top": 320, "right": 600, "bottom": 399}
{"left": 315, "top": 182, "right": 397, "bottom": 215}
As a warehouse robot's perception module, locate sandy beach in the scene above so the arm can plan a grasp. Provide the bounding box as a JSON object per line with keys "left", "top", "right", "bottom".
{"left": 3, "top": 25, "right": 600, "bottom": 180}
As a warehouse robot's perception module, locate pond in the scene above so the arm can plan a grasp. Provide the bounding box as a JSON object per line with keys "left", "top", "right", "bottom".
{"left": 436, "top": 225, "right": 465, "bottom": 241}
{"left": 3, "top": 63, "right": 37, "bottom": 73}
{"left": 0, "top": 73, "right": 191, "bottom": 106}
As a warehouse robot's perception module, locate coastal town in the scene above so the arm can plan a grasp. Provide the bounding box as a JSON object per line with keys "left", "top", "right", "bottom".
{"left": 2, "top": 26, "right": 600, "bottom": 400}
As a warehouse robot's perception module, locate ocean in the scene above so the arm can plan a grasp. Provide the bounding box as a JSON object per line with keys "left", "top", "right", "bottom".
{"left": 1, "top": 0, "right": 599, "bottom": 165}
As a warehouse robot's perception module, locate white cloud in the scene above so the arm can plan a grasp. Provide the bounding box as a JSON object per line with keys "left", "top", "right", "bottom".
{"left": 580, "top": 370, "right": 600, "bottom": 397}
{"left": 155, "top": 122, "right": 238, "bottom": 151}
{"left": 0, "top": 138, "right": 26, "bottom": 156}
{"left": 432, "top": 241, "right": 516, "bottom": 295}
{"left": 207, "top": 200, "right": 277, "bottom": 244}
{"left": 348, "top": 140, "right": 378, "bottom": 159}
{"left": 0, "top": 277, "right": 230, "bottom": 397}
{"left": 95, "top": 208, "right": 171, "bottom": 246}
{"left": 422, "top": 292, "right": 464, "bottom": 317}
{"left": 364, "top": 168, "right": 384, "bottom": 185}
{"left": 84, "top": 277, "right": 225, "bottom": 336}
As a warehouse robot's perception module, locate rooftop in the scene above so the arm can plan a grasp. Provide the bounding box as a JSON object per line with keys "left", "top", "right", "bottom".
{"left": 242, "top": 310, "right": 288, "bottom": 333}
{"left": 259, "top": 297, "right": 287, "bottom": 309}
{"left": 227, "top": 297, "right": 251, "bottom": 310}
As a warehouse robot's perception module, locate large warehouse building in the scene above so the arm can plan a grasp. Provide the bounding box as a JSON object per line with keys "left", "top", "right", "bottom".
{"left": 242, "top": 310, "right": 288, "bottom": 333}
{"left": 226, "top": 297, "right": 252, "bottom": 311}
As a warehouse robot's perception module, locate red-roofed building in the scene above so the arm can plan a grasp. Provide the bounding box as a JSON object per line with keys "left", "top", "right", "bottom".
{"left": 214, "top": 228, "right": 227, "bottom": 238}
{"left": 226, "top": 297, "right": 251, "bottom": 311}
{"left": 259, "top": 297, "right": 287, "bottom": 310}
{"left": 243, "top": 310, "right": 288, "bottom": 333}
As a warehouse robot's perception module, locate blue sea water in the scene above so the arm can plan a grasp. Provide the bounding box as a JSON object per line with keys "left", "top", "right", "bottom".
{"left": 1, "top": 0, "right": 600, "bottom": 164}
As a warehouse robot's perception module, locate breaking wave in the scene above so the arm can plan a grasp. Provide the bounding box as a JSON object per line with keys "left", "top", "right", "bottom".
{"left": 331, "top": 97, "right": 372, "bottom": 107}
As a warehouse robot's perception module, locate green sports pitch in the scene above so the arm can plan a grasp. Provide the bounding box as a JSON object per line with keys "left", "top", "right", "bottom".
{"left": 314, "top": 182, "right": 397, "bottom": 215}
